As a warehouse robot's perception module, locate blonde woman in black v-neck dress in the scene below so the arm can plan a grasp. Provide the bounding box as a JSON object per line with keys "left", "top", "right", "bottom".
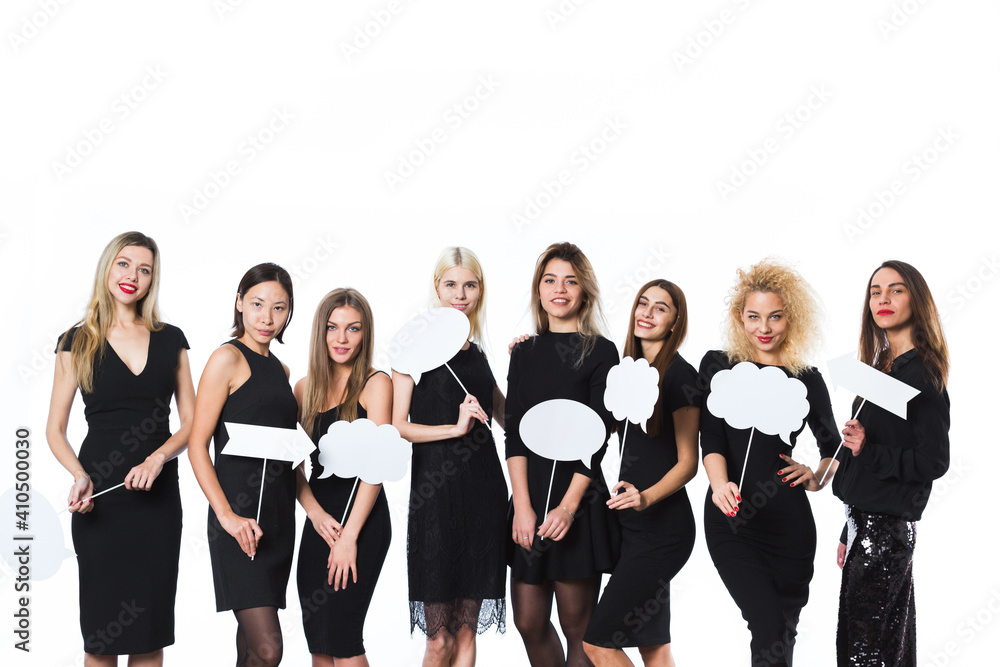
{"left": 47, "top": 232, "right": 195, "bottom": 666}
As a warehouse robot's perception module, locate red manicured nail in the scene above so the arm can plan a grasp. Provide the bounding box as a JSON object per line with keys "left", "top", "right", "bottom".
{"left": 777, "top": 470, "right": 784, "bottom": 475}
{"left": 737, "top": 496, "right": 742, "bottom": 502}
{"left": 782, "top": 477, "right": 787, "bottom": 482}
{"left": 790, "top": 482, "right": 796, "bottom": 487}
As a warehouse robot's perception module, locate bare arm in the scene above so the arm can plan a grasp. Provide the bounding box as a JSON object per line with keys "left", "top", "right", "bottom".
{"left": 45, "top": 351, "right": 94, "bottom": 512}
{"left": 609, "top": 406, "right": 700, "bottom": 511}
{"left": 538, "top": 472, "right": 591, "bottom": 541}
{"left": 507, "top": 455, "right": 535, "bottom": 551}
{"left": 188, "top": 345, "right": 262, "bottom": 557}
{"left": 704, "top": 452, "right": 740, "bottom": 516}
{"left": 391, "top": 370, "right": 486, "bottom": 443}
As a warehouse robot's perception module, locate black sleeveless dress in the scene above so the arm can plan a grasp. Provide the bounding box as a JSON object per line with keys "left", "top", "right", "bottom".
{"left": 585, "top": 354, "right": 699, "bottom": 648}
{"left": 296, "top": 392, "right": 392, "bottom": 658}
{"left": 407, "top": 344, "right": 508, "bottom": 636}
{"left": 60, "top": 324, "right": 187, "bottom": 655}
{"left": 207, "top": 339, "right": 298, "bottom": 612}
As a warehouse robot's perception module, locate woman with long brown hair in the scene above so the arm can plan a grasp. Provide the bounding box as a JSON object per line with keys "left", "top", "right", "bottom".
{"left": 583, "top": 279, "right": 699, "bottom": 666}
{"left": 294, "top": 288, "right": 392, "bottom": 666}
{"left": 833, "top": 260, "right": 950, "bottom": 665}
{"left": 506, "top": 241, "right": 620, "bottom": 665}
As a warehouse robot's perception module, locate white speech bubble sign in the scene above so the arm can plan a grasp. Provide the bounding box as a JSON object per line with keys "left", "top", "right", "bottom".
{"left": 222, "top": 422, "right": 316, "bottom": 468}
{"left": 827, "top": 353, "right": 919, "bottom": 419}
{"left": 706, "top": 361, "right": 809, "bottom": 445}
{"left": 520, "top": 399, "right": 606, "bottom": 468}
{"left": 389, "top": 307, "right": 470, "bottom": 382}
{"left": 604, "top": 356, "right": 660, "bottom": 432}
{"left": 317, "top": 419, "right": 411, "bottom": 485}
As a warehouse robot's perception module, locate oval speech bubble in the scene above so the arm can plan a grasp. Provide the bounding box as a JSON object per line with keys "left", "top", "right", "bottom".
{"left": 388, "top": 307, "right": 471, "bottom": 379}
{"left": 520, "top": 398, "right": 606, "bottom": 468}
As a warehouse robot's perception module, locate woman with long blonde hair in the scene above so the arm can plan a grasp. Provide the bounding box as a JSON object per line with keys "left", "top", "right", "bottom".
{"left": 699, "top": 259, "right": 838, "bottom": 667}
{"left": 47, "top": 231, "right": 194, "bottom": 666}
{"left": 294, "top": 288, "right": 393, "bottom": 666}
{"left": 392, "top": 247, "right": 509, "bottom": 666}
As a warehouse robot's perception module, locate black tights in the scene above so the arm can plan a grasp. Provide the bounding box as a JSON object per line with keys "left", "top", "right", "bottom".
{"left": 233, "top": 606, "right": 283, "bottom": 667}
{"left": 512, "top": 577, "right": 599, "bottom": 667}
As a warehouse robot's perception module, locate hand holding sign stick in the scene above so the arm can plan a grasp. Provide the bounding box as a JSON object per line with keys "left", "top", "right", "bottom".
{"left": 221, "top": 422, "right": 316, "bottom": 560}
{"left": 390, "top": 307, "right": 473, "bottom": 395}
{"left": 519, "top": 399, "right": 606, "bottom": 541}
{"left": 817, "top": 354, "right": 920, "bottom": 486}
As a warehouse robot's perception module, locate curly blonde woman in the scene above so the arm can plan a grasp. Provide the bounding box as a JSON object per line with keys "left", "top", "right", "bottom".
{"left": 698, "top": 259, "right": 838, "bottom": 667}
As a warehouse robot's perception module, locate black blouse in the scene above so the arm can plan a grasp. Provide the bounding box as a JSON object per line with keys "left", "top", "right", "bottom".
{"left": 833, "top": 349, "right": 950, "bottom": 522}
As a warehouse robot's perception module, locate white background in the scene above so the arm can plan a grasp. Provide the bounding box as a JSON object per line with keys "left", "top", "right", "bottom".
{"left": 2, "top": 1, "right": 998, "bottom": 665}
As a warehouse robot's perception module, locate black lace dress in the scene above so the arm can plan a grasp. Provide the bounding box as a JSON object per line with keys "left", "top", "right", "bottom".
{"left": 406, "top": 344, "right": 508, "bottom": 636}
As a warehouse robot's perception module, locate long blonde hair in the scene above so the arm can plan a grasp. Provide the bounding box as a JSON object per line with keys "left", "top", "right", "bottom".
{"left": 722, "top": 259, "right": 821, "bottom": 377}
{"left": 300, "top": 288, "right": 376, "bottom": 436}
{"left": 431, "top": 246, "right": 488, "bottom": 345}
{"left": 530, "top": 242, "right": 608, "bottom": 368}
{"left": 60, "top": 232, "right": 163, "bottom": 393}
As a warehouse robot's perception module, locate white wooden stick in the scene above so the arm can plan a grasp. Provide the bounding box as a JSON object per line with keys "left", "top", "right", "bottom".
{"left": 59, "top": 481, "right": 127, "bottom": 514}
{"left": 737, "top": 427, "right": 756, "bottom": 495}
{"left": 818, "top": 399, "right": 868, "bottom": 487}
{"left": 444, "top": 362, "right": 470, "bottom": 396}
{"left": 340, "top": 477, "right": 360, "bottom": 526}
{"left": 251, "top": 458, "right": 267, "bottom": 561}
{"left": 539, "top": 460, "right": 557, "bottom": 542}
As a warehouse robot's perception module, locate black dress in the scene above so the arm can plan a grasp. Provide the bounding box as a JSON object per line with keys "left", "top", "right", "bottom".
{"left": 584, "top": 354, "right": 699, "bottom": 648}
{"left": 296, "top": 394, "right": 392, "bottom": 658}
{"left": 207, "top": 339, "right": 298, "bottom": 611}
{"left": 59, "top": 324, "right": 187, "bottom": 655}
{"left": 699, "top": 350, "right": 838, "bottom": 666}
{"left": 407, "top": 344, "right": 508, "bottom": 636}
{"left": 505, "top": 332, "right": 620, "bottom": 584}
{"left": 833, "top": 349, "right": 949, "bottom": 666}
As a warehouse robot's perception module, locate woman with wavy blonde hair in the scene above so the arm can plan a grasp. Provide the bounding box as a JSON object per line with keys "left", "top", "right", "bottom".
{"left": 47, "top": 231, "right": 194, "bottom": 666}
{"left": 698, "top": 259, "right": 839, "bottom": 667}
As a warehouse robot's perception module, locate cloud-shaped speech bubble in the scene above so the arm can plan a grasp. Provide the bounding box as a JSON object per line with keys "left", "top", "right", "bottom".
{"left": 389, "top": 307, "right": 471, "bottom": 383}
{"left": 1, "top": 487, "right": 75, "bottom": 582}
{"left": 520, "top": 399, "right": 606, "bottom": 468}
{"left": 706, "top": 361, "right": 809, "bottom": 445}
{"left": 317, "top": 419, "right": 411, "bottom": 484}
{"left": 604, "top": 356, "right": 660, "bottom": 432}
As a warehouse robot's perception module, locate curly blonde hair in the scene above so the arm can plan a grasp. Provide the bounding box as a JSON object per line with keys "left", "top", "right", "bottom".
{"left": 723, "top": 259, "right": 822, "bottom": 376}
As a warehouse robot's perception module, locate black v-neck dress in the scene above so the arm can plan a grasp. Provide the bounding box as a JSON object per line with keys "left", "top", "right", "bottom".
{"left": 207, "top": 339, "right": 298, "bottom": 611}
{"left": 59, "top": 324, "right": 188, "bottom": 655}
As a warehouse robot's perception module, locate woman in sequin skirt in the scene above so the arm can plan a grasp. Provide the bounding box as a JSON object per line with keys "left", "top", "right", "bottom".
{"left": 833, "top": 260, "right": 951, "bottom": 666}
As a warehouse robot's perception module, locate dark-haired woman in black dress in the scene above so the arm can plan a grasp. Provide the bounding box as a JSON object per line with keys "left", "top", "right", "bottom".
{"left": 188, "top": 263, "right": 298, "bottom": 667}
{"left": 583, "top": 280, "right": 699, "bottom": 667}
{"left": 47, "top": 232, "right": 194, "bottom": 666}
{"left": 295, "top": 288, "right": 392, "bottom": 666}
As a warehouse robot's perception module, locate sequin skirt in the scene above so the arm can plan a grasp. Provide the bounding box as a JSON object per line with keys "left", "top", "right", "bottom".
{"left": 837, "top": 505, "right": 917, "bottom": 667}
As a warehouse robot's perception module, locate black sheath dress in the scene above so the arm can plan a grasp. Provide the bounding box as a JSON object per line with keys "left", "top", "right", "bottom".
{"left": 584, "top": 354, "right": 699, "bottom": 648}
{"left": 505, "top": 332, "right": 620, "bottom": 585}
{"left": 407, "top": 344, "right": 508, "bottom": 636}
{"left": 297, "top": 395, "right": 391, "bottom": 658}
{"left": 60, "top": 324, "right": 187, "bottom": 655}
{"left": 699, "top": 350, "right": 838, "bottom": 666}
{"left": 207, "top": 339, "right": 298, "bottom": 611}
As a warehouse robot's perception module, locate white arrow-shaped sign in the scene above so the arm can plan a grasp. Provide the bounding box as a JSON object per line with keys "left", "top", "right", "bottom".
{"left": 222, "top": 422, "right": 317, "bottom": 558}
{"left": 818, "top": 353, "right": 921, "bottom": 486}
{"left": 827, "top": 353, "right": 920, "bottom": 419}
{"left": 222, "top": 422, "right": 316, "bottom": 468}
